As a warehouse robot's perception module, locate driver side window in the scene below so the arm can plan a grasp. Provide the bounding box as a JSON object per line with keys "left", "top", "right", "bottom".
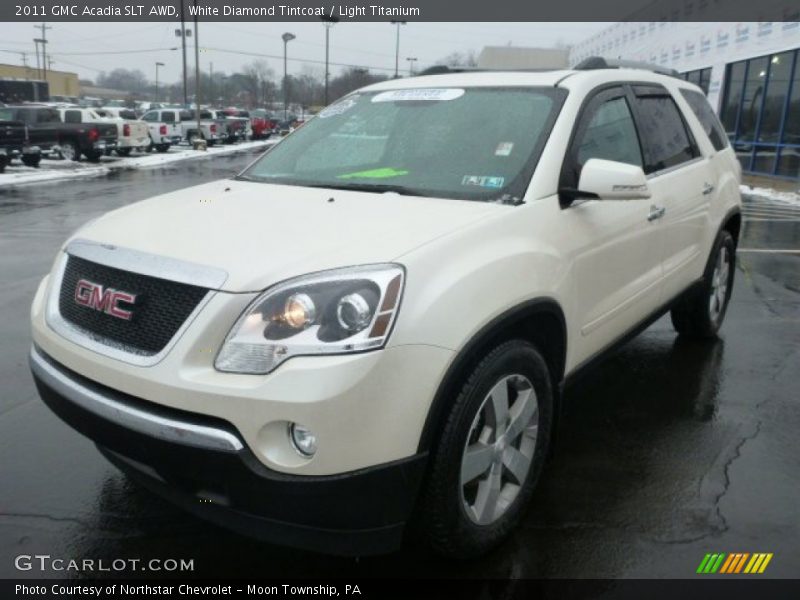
{"left": 577, "top": 96, "right": 643, "bottom": 168}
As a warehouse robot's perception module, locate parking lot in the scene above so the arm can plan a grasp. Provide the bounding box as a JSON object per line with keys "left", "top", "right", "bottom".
{"left": 0, "top": 151, "right": 797, "bottom": 579}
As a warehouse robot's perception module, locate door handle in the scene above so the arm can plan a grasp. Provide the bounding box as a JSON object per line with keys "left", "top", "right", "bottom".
{"left": 647, "top": 205, "right": 666, "bottom": 221}
{"left": 702, "top": 183, "right": 715, "bottom": 195}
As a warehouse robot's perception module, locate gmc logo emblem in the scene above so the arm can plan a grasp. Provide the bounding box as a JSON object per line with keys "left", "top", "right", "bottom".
{"left": 74, "top": 279, "right": 137, "bottom": 321}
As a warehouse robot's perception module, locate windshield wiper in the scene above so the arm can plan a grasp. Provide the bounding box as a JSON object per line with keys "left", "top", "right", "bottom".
{"left": 305, "top": 182, "right": 423, "bottom": 196}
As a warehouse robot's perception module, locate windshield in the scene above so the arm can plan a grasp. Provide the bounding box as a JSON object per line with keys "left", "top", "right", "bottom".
{"left": 240, "top": 87, "right": 565, "bottom": 202}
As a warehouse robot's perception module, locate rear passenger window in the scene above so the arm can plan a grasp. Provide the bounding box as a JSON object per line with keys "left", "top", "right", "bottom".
{"left": 576, "top": 97, "right": 643, "bottom": 168}
{"left": 633, "top": 95, "right": 698, "bottom": 173}
{"left": 63, "top": 110, "right": 82, "bottom": 124}
{"left": 680, "top": 89, "right": 728, "bottom": 152}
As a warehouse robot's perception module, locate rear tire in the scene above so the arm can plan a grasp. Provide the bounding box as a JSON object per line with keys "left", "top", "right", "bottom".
{"left": 156, "top": 144, "right": 170, "bottom": 153}
{"left": 417, "top": 340, "right": 554, "bottom": 558}
{"left": 21, "top": 154, "right": 41, "bottom": 168}
{"left": 0, "top": 155, "right": 7, "bottom": 173}
{"left": 116, "top": 147, "right": 132, "bottom": 157}
{"left": 671, "top": 230, "right": 736, "bottom": 338}
{"left": 84, "top": 150, "right": 102, "bottom": 162}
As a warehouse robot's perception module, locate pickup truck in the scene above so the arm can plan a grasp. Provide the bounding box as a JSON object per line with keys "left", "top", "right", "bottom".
{"left": 250, "top": 109, "right": 276, "bottom": 139}
{"left": 0, "top": 114, "right": 42, "bottom": 172}
{"left": 218, "top": 108, "right": 253, "bottom": 143}
{"left": 96, "top": 107, "right": 151, "bottom": 156}
{"left": 139, "top": 108, "right": 182, "bottom": 152}
{"left": 53, "top": 107, "right": 120, "bottom": 161}
{"left": 178, "top": 109, "right": 223, "bottom": 146}
{"left": 141, "top": 107, "right": 221, "bottom": 147}
{"left": 2, "top": 105, "right": 117, "bottom": 162}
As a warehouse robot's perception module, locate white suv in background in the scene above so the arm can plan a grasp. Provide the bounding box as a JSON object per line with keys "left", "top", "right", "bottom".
{"left": 30, "top": 59, "right": 741, "bottom": 558}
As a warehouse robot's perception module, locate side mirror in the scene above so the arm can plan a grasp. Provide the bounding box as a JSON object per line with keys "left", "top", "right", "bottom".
{"left": 576, "top": 158, "right": 651, "bottom": 200}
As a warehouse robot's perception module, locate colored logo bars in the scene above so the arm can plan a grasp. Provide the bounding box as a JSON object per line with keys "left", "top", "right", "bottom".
{"left": 696, "top": 553, "right": 773, "bottom": 574}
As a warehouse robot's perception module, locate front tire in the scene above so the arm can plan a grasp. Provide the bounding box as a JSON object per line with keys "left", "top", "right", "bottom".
{"left": 418, "top": 340, "right": 554, "bottom": 558}
{"left": 671, "top": 230, "right": 736, "bottom": 338}
{"left": 116, "top": 147, "right": 132, "bottom": 157}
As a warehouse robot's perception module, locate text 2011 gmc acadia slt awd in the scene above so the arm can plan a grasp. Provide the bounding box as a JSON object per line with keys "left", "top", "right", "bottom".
{"left": 30, "top": 60, "right": 742, "bottom": 558}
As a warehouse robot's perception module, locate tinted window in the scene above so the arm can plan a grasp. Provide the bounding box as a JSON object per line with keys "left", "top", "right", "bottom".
{"left": 680, "top": 89, "right": 728, "bottom": 151}
{"left": 119, "top": 110, "right": 137, "bottom": 120}
{"left": 162, "top": 111, "right": 176, "bottom": 123}
{"left": 37, "top": 109, "right": 61, "bottom": 124}
{"left": 63, "top": 110, "right": 82, "bottom": 124}
{"left": 576, "top": 96, "right": 643, "bottom": 168}
{"left": 141, "top": 111, "right": 157, "bottom": 122}
{"left": 633, "top": 96, "right": 697, "bottom": 172}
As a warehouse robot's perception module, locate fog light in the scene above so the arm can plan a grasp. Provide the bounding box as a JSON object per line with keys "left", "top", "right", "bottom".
{"left": 289, "top": 423, "right": 317, "bottom": 457}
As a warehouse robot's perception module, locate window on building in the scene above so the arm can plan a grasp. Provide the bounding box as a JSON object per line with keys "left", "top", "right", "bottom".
{"left": 682, "top": 67, "right": 712, "bottom": 95}
{"left": 719, "top": 49, "right": 800, "bottom": 178}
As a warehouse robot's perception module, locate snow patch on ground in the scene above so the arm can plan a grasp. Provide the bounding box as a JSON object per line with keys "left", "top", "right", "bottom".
{"left": 740, "top": 184, "right": 800, "bottom": 206}
{"left": 0, "top": 139, "right": 280, "bottom": 188}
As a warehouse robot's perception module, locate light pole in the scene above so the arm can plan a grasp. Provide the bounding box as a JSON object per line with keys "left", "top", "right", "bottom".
{"left": 175, "top": 16, "right": 191, "bottom": 106}
{"left": 282, "top": 32, "right": 296, "bottom": 122}
{"left": 193, "top": 1, "right": 201, "bottom": 138}
{"left": 390, "top": 21, "right": 406, "bottom": 78}
{"left": 155, "top": 61, "right": 164, "bottom": 102}
{"left": 321, "top": 16, "right": 339, "bottom": 106}
{"left": 406, "top": 57, "right": 417, "bottom": 76}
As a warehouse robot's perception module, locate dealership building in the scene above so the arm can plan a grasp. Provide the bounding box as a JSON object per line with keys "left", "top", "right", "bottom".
{"left": 570, "top": 22, "right": 800, "bottom": 179}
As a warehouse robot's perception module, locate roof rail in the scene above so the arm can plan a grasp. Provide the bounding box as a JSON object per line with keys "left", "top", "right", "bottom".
{"left": 574, "top": 56, "right": 681, "bottom": 78}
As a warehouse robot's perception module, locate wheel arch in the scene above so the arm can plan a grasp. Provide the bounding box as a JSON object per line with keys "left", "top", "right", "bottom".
{"left": 416, "top": 297, "right": 567, "bottom": 453}
{"left": 721, "top": 207, "right": 742, "bottom": 247}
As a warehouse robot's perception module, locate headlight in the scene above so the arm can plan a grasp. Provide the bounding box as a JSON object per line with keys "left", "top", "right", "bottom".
{"left": 215, "top": 264, "right": 404, "bottom": 374}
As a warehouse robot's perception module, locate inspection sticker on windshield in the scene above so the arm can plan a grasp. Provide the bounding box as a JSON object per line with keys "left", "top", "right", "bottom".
{"left": 495, "top": 142, "right": 514, "bottom": 156}
{"left": 462, "top": 175, "right": 505, "bottom": 188}
{"left": 318, "top": 96, "right": 359, "bottom": 118}
{"left": 372, "top": 88, "right": 465, "bottom": 103}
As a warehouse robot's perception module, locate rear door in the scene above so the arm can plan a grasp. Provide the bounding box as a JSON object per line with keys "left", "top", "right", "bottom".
{"left": 559, "top": 85, "right": 664, "bottom": 363}
{"left": 627, "top": 85, "right": 710, "bottom": 302}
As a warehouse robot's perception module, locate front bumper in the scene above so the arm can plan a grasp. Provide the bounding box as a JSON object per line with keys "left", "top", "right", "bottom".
{"left": 30, "top": 346, "right": 427, "bottom": 555}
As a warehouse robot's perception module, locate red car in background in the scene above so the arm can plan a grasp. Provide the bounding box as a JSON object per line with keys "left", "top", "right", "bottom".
{"left": 248, "top": 109, "right": 276, "bottom": 140}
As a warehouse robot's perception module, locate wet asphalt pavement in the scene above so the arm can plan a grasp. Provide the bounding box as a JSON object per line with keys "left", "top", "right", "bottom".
{"left": 0, "top": 152, "right": 798, "bottom": 580}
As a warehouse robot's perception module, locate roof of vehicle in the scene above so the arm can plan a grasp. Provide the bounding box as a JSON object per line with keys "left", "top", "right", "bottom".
{"left": 360, "top": 62, "right": 699, "bottom": 95}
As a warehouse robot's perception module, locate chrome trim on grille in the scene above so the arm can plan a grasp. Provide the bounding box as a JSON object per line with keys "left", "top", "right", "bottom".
{"left": 66, "top": 239, "right": 228, "bottom": 290}
{"left": 45, "top": 251, "right": 216, "bottom": 367}
{"left": 30, "top": 346, "right": 244, "bottom": 452}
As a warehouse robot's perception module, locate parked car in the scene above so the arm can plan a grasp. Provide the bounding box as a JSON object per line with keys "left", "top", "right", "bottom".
{"left": 139, "top": 108, "right": 182, "bottom": 152}
{"left": 96, "top": 108, "right": 151, "bottom": 156}
{"left": 249, "top": 109, "right": 276, "bottom": 139}
{"left": 219, "top": 108, "right": 253, "bottom": 142}
{"left": 0, "top": 115, "right": 41, "bottom": 172}
{"left": 0, "top": 105, "right": 117, "bottom": 161}
{"left": 29, "top": 61, "right": 742, "bottom": 558}
{"left": 54, "top": 107, "right": 120, "bottom": 161}
{"left": 179, "top": 109, "right": 224, "bottom": 146}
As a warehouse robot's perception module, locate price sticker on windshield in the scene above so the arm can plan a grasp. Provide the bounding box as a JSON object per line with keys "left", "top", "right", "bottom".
{"left": 372, "top": 88, "right": 465, "bottom": 103}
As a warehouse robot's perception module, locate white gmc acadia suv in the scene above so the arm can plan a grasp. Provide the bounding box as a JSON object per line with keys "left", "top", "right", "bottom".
{"left": 29, "top": 60, "right": 742, "bottom": 558}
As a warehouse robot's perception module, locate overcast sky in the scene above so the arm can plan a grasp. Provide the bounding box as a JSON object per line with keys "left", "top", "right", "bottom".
{"left": 0, "top": 22, "right": 609, "bottom": 83}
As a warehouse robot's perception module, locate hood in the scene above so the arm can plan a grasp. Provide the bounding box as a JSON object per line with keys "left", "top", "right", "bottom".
{"left": 70, "top": 180, "right": 502, "bottom": 292}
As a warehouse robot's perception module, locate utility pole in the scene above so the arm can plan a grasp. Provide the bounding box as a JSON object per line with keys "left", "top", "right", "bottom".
{"left": 406, "top": 57, "right": 417, "bottom": 76}
{"left": 321, "top": 16, "right": 338, "bottom": 106}
{"left": 155, "top": 62, "right": 164, "bottom": 102}
{"left": 390, "top": 21, "right": 406, "bottom": 78}
{"left": 177, "top": 2, "right": 189, "bottom": 106}
{"left": 35, "top": 23, "right": 52, "bottom": 81}
{"left": 33, "top": 39, "right": 41, "bottom": 79}
{"left": 209, "top": 61, "right": 213, "bottom": 106}
{"left": 193, "top": 0, "right": 201, "bottom": 138}
{"left": 282, "top": 32, "right": 296, "bottom": 122}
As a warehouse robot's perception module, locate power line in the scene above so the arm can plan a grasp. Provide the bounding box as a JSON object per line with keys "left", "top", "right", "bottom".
{"left": 52, "top": 46, "right": 179, "bottom": 56}
{"left": 201, "top": 45, "right": 400, "bottom": 74}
